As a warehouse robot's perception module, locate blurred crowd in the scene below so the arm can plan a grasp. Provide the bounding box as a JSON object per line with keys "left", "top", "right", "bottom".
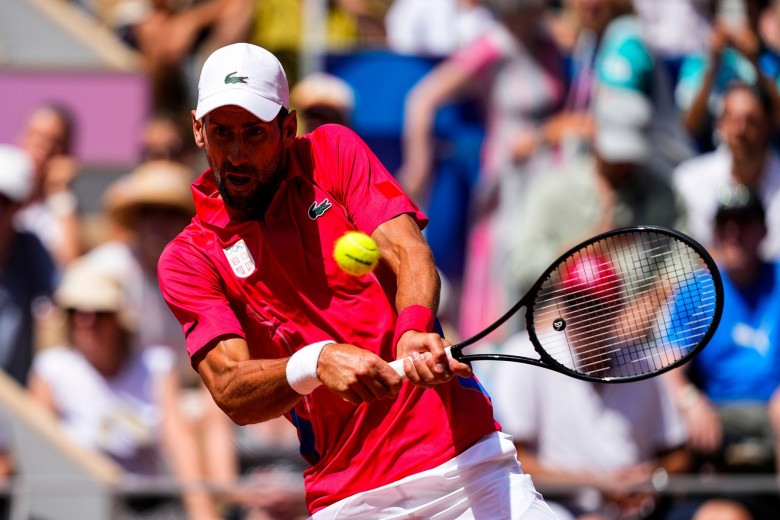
{"left": 4, "top": 0, "right": 780, "bottom": 519}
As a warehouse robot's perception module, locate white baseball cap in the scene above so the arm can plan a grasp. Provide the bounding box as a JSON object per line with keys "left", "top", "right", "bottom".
{"left": 593, "top": 85, "right": 653, "bottom": 164}
{"left": 0, "top": 144, "right": 34, "bottom": 203}
{"left": 195, "top": 43, "right": 289, "bottom": 122}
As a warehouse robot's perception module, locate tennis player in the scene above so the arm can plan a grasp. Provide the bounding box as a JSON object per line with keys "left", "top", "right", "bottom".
{"left": 158, "top": 43, "right": 557, "bottom": 519}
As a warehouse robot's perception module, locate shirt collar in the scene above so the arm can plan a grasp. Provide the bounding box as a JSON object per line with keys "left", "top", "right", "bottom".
{"left": 191, "top": 169, "right": 235, "bottom": 229}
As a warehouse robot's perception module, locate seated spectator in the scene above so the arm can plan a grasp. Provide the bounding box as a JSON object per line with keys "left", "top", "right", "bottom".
{"left": 0, "top": 144, "right": 55, "bottom": 387}
{"left": 14, "top": 103, "right": 82, "bottom": 268}
{"left": 289, "top": 72, "right": 355, "bottom": 134}
{"left": 87, "top": 160, "right": 238, "bottom": 513}
{"left": 505, "top": 87, "right": 686, "bottom": 301}
{"left": 399, "top": 0, "right": 566, "bottom": 342}
{"left": 665, "top": 186, "right": 780, "bottom": 519}
{"left": 140, "top": 111, "right": 201, "bottom": 171}
{"left": 675, "top": 0, "right": 780, "bottom": 151}
{"left": 674, "top": 82, "right": 780, "bottom": 260}
{"left": 92, "top": 160, "right": 196, "bottom": 357}
{"left": 491, "top": 333, "right": 691, "bottom": 520}
{"left": 544, "top": 0, "right": 693, "bottom": 171}
{"left": 28, "top": 260, "right": 221, "bottom": 520}
{"left": 0, "top": 144, "right": 56, "bottom": 488}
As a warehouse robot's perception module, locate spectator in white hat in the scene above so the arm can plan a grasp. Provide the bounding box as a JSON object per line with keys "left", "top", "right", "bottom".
{"left": 0, "top": 144, "right": 56, "bottom": 386}
{"left": 290, "top": 72, "right": 355, "bottom": 134}
{"left": 504, "top": 86, "right": 688, "bottom": 300}
{"left": 85, "top": 160, "right": 234, "bottom": 518}
{"left": 28, "top": 259, "right": 221, "bottom": 520}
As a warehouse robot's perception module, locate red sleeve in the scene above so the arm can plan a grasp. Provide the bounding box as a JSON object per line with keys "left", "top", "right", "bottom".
{"left": 309, "top": 125, "right": 428, "bottom": 235}
{"left": 158, "top": 236, "right": 245, "bottom": 362}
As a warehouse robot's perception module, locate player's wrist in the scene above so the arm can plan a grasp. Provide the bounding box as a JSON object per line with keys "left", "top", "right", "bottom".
{"left": 286, "top": 340, "right": 335, "bottom": 395}
{"left": 392, "top": 305, "right": 435, "bottom": 354}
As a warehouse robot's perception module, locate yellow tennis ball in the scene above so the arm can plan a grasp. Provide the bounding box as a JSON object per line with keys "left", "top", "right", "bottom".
{"left": 334, "top": 231, "right": 379, "bottom": 276}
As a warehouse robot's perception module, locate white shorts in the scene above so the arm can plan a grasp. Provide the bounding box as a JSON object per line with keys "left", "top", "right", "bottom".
{"left": 309, "top": 431, "right": 559, "bottom": 520}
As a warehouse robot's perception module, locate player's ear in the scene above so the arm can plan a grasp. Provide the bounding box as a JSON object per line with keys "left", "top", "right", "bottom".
{"left": 192, "top": 110, "right": 206, "bottom": 149}
{"left": 283, "top": 110, "right": 298, "bottom": 142}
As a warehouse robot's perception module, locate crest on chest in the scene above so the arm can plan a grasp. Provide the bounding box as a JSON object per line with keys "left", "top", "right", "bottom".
{"left": 223, "top": 239, "right": 256, "bottom": 278}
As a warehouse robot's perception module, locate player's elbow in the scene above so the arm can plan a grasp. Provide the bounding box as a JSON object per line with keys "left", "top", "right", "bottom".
{"left": 211, "top": 390, "right": 262, "bottom": 426}
{"left": 223, "top": 407, "right": 255, "bottom": 426}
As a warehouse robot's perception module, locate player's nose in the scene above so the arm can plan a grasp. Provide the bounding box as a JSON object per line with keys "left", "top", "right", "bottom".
{"left": 227, "top": 137, "right": 250, "bottom": 165}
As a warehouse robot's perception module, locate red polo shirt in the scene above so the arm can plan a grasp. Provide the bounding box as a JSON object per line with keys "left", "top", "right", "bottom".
{"left": 158, "top": 125, "right": 498, "bottom": 512}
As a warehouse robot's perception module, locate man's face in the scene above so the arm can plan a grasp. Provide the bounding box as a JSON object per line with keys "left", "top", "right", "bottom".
{"left": 193, "top": 105, "right": 297, "bottom": 213}
{"left": 714, "top": 213, "right": 766, "bottom": 272}
{"left": 719, "top": 89, "right": 771, "bottom": 161}
{"left": 21, "top": 108, "right": 69, "bottom": 177}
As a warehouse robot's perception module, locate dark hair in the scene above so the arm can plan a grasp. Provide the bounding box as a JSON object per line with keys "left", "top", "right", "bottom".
{"left": 723, "top": 80, "right": 774, "bottom": 116}
{"left": 276, "top": 107, "right": 290, "bottom": 129}
{"left": 714, "top": 184, "right": 766, "bottom": 225}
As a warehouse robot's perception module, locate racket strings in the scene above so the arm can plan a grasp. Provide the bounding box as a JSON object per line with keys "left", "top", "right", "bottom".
{"left": 533, "top": 241, "right": 683, "bottom": 309}
{"left": 531, "top": 232, "right": 719, "bottom": 379}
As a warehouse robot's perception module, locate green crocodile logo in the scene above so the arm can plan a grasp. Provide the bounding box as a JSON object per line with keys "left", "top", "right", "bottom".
{"left": 308, "top": 199, "right": 332, "bottom": 220}
{"left": 225, "top": 72, "right": 248, "bottom": 84}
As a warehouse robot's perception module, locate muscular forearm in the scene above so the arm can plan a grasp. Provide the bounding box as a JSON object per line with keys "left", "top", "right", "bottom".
{"left": 213, "top": 361, "right": 299, "bottom": 425}
{"left": 395, "top": 238, "right": 440, "bottom": 313}
{"left": 196, "top": 339, "right": 302, "bottom": 425}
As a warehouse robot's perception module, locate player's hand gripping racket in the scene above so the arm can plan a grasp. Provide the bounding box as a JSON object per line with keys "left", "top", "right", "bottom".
{"left": 390, "top": 226, "right": 723, "bottom": 383}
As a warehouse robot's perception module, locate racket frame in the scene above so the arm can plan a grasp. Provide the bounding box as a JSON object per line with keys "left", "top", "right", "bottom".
{"left": 451, "top": 225, "right": 724, "bottom": 383}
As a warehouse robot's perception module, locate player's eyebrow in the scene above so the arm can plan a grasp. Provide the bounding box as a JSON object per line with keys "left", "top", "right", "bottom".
{"left": 241, "top": 121, "right": 267, "bottom": 130}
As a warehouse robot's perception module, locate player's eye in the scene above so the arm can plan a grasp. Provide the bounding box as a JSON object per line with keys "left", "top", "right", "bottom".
{"left": 211, "top": 125, "right": 232, "bottom": 138}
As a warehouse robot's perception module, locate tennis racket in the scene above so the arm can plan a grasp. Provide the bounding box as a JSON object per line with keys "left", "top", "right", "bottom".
{"left": 390, "top": 226, "right": 724, "bottom": 383}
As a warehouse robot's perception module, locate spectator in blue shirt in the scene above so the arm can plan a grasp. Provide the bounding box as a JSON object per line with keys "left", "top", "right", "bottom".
{"left": 665, "top": 184, "right": 780, "bottom": 519}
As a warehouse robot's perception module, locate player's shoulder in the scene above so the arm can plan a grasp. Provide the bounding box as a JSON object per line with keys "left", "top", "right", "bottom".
{"left": 158, "top": 223, "right": 213, "bottom": 273}
{"left": 308, "top": 124, "right": 364, "bottom": 149}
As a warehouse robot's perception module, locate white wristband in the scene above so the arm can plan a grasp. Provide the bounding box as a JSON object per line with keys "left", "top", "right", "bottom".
{"left": 286, "top": 340, "right": 334, "bottom": 395}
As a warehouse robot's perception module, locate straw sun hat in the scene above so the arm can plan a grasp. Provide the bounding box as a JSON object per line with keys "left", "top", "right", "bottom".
{"left": 103, "top": 160, "right": 195, "bottom": 228}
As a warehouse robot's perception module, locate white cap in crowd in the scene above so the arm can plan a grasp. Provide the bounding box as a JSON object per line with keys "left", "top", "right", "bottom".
{"left": 291, "top": 72, "right": 355, "bottom": 115}
{"left": 593, "top": 85, "right": 653, "bottom": 164}
{"left": 0, "top": 144, "right": 34, "bottom": 204}
{"left": 195, "top": 43, "right": 289, "bottom": 122}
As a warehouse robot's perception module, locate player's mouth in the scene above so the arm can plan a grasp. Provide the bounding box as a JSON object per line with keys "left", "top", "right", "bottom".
{"left": 225, "top": 173, "right": 253, "bottom": 191}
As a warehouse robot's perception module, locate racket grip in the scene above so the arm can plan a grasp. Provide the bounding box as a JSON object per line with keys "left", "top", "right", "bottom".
{"left": 388, "top": 346, "right": 454, "bottom": 380}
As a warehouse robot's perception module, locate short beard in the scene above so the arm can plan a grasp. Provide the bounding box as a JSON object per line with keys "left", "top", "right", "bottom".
{"left": 210, "top": 155, "right": 285, "bottom": 218}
